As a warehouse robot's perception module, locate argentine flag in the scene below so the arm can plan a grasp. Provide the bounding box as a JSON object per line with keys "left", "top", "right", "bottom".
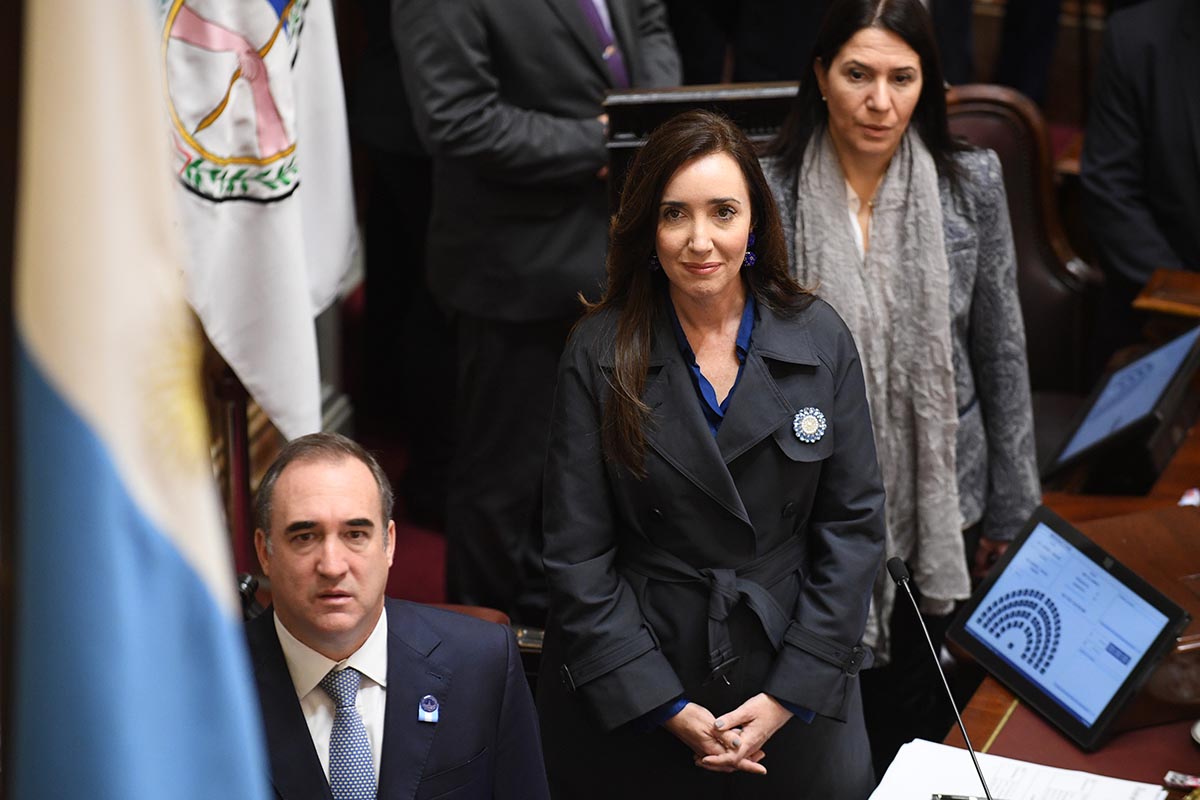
{"left": 12, "top": 1, "right": 269, "bottom": 798}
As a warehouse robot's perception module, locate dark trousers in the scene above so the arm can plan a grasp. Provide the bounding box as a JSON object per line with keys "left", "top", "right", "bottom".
{"left": 733, "top": 0, "right": 830, "bottom": 82}
{"left": 859, "top": 586, "right": 957, "bottom": 780}
{"left": 860, "top": 530, "right": 987, "bottom": 778}
{"left": 362, "top": 149, "right": 433, "bottom": 426}
{"left": 662, "top": 0, "right": 830, "bottom": 84}
{"left": 995, "top": 0, "right": 1064, "bottom": 106}
{"left": 360, "top": 149, "right": 455, "bottom": 527}
{"left": 1087, "top": 270, "right": 1147, "bottom": 383}
{"left": 446, "top": 314, "right": 576, "bottom": 624}
{"left": 931, "top": 0, "right": 975, "bottom": 85}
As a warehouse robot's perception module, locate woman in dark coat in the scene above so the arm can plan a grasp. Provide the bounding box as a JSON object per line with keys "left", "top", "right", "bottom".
{"left": 536, "top": 109, "right": 886, "bottom": 799}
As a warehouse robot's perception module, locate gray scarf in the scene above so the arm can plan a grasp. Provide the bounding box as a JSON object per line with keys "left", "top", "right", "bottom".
{"left": 792, "top": 128, "right": 969, "bottom": 662}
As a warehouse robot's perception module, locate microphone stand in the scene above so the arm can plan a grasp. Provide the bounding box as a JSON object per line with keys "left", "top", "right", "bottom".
{"left": 888, "top": 557, "right": 995, "bottom": 800}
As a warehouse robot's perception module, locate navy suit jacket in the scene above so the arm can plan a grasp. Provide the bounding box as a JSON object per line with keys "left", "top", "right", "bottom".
{"left": 246, "top": 599, "right": 549, "bottom": 800}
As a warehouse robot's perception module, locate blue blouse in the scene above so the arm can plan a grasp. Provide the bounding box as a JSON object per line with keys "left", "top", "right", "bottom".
{"left": 666, "top": 293, "right": 756, "bottom": 437}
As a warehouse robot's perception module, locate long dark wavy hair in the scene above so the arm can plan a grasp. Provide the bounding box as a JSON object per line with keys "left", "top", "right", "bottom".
{"left": 587, "top": 109, "right": 812, "bottom": 476}
{"left": 765, "top": 0, "right": 967, "bottom": 188}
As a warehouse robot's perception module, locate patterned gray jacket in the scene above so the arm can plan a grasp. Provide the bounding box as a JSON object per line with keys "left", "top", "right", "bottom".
{"left": 764, "top": 148, "right": 1040, "bottom": 542}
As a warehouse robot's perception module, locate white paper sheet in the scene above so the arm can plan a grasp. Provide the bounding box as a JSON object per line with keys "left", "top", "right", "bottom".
{"left": 870, "top": 739, "right": 1167, "bottom": 800}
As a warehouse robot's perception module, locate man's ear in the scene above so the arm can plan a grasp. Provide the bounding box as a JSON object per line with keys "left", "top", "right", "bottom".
{"left": 385, "top": 520, "right": 396, "bottom": 567}
{"left": 254, "top": 528, "right": 271, "bottom": 576}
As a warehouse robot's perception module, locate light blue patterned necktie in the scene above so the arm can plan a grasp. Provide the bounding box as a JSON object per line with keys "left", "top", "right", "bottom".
{"left": 319, "top": 667, "right": 377, "bottom": 800}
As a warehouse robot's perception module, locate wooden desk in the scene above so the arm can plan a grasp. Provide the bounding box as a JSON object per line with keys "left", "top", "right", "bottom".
{"left": 946, "top": 685, "right": 1196, "bottom": 797}
{"left": 1135, "top": 269, "right": 1200, "bottom": 320}
{"left": 936, "top": 305, "right": 1200, "bottom": 796}
{"left": 1042, "top": 417, "right": 1200, "bottom": 523}
{"left": 945, "top": 439, "right": 1200, "bottom": 797}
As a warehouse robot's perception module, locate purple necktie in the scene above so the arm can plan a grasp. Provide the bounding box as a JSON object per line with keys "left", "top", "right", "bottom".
{"left": 575, "top": 0, "right": 630, "bottom": 88}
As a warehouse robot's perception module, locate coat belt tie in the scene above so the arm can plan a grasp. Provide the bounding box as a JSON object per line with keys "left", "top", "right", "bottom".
{"left": 621, "top": 536, "right": 804, "bottom": 685}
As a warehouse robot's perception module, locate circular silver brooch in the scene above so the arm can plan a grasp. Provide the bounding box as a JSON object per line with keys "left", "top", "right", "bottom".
{"left": 792, "top": 407, "right": 827, "bottom": 443}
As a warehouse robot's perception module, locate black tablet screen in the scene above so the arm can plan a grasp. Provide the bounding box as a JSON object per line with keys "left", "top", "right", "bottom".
{"left": 961, "top": 522, "right": 1170, "bottom": 726}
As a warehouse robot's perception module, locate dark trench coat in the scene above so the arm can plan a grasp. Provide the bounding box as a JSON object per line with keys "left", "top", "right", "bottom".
{"left": 537, "top": 294, "right": 887, "bottom": 798}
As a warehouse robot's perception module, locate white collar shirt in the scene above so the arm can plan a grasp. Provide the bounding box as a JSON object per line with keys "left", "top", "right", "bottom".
{"left": 589, "top": 0, "right": 615, "bottom": 38}
{"left": 275, "top": 607, "right": 389, "bottom": 784}
{"left": 845, "top": 178, "right": 868, "bottom": 258}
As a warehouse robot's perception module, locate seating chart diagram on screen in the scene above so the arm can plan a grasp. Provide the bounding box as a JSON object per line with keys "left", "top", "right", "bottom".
{"left": 964, "top": 523, "right": 1169, "bottom": 727}
{"left": 974, "top": 588, "right": 1061, "bottom": 674}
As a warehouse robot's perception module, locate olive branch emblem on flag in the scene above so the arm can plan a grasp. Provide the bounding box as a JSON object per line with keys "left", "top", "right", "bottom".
{"left": 161, "top": 0, "right": 308, "bottom": 202}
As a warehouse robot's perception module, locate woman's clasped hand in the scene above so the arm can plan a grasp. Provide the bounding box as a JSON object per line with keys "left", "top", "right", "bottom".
{"left": 689, "top": 694, "right": 795, "bottom": 774}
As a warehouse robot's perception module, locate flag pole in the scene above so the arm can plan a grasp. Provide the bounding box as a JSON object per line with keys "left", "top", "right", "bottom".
{"left": 1, "top": 1, "right": 26, "bottom": 795}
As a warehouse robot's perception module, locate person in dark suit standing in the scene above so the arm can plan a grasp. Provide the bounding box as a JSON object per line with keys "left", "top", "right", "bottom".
{"left": 245, "top": 432, "right": 549, "bottom": 800}
{"left": 661, "top": 0, "right": 832, "bottom": 84}
{"left": 538, "top": 110, "right": 885, "bottom": 798}
{"left": 1081, "top": 0, "right": 1200, "bottom": 367}
{"left": 347, "top": 0, "right": 452, "bottom": 530}
{"left": 393, "top": 0, "right": 681, "bottom": 624}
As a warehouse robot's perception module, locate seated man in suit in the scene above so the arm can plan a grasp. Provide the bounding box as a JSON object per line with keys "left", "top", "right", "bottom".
{"left": 246, "top": 432, "right": 549, "bottom": 800}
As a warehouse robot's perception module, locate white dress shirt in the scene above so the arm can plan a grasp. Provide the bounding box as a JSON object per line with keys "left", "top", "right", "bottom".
{"left": 275, "top": 608, "right": 389, "bottom": 783}
{"left": 846, "top": 178, "right": 868, "bottom": 258}
{"left": 590, "top": 0, "right": 615, "bottom": 38}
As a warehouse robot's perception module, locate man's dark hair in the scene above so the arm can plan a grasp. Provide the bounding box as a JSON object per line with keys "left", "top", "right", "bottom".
{"left": 253, "top": 432, "right": 395, "bottom": 543}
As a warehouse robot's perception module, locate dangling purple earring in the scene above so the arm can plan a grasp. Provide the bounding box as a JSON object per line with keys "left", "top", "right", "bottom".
{"left": 743, "top": 231, "right": 757, "bottom": 267}
{"left": 649, "top": 251, "right": 661, "bottom": 271}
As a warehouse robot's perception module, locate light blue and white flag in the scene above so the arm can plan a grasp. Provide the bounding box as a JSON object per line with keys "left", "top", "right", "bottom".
{"left": 13, "top": 2, "right": 270, "bottom": 797}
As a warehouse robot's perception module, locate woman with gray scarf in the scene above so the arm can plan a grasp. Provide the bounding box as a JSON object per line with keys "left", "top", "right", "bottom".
{"left": 761, "top": 0, "right": 1040, "bottom": 775}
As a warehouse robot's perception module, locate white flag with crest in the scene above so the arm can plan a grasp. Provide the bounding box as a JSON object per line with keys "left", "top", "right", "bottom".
{"left": 159, "top": 0, "right": 356, "bottom": 439}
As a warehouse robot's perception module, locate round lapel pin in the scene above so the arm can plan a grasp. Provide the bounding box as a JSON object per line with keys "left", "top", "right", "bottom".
{"left": 418, "top": 694, "right": 439, "bottom": 723}
{"left": 793, "top": 407, "right": 826, "bottom": 443}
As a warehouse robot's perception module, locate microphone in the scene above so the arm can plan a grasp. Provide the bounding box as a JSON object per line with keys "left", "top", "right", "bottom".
{"left": 886, "top": 557, "right": 995, "bottom": 800}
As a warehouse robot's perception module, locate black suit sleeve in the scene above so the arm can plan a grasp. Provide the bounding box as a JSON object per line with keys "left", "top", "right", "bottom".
{"left": 392, "top": 0, "right": 608, "bottom": 185}
{"left": 629, "top": 0, "right": 683, "bottom": 87}
{"left": 1080, "top": 21, "right": 1184, "bottom": 284}
{"left": 762, "top": 312, "right": 886, "bottom": 721}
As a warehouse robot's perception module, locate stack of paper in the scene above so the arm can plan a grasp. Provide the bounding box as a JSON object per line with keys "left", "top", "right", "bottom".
{"left": 871, "top": 739, "right": 1166, "bottom": 800}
